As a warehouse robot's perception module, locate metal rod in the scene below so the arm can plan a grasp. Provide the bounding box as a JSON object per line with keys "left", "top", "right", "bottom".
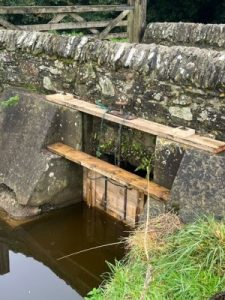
{"left": 124, "top": 186, "right": 128, "bottom": 220}
{"left": 104, "top": 177, "right": 108, "bottom": 211}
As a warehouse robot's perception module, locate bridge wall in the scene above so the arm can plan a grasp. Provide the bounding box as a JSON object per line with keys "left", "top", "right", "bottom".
{"left": 0, "top": 30, "right": 224, "bottom": 139}
{"left": 0, "top": 29, "right": 224, "bottom": 222}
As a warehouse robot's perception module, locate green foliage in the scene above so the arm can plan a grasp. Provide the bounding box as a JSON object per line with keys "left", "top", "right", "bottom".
{"left": 148, "top": 0, "right": 225, "bottom": 23}
{"left": 1, "top": 0, "right": 224, "bottom": 27}
{"left": 0, "top": 95, "right": 20, "bottom": 109}
{"left": 86, "top": 217, "right": 225, "bottom": 299}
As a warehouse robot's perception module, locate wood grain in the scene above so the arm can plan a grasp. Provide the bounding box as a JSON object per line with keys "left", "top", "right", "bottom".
{"left": 48, "top": 143, "right": 170, "bottom": 202}
{"left": 46, "top": 94, "right": 225, "bottom": 154}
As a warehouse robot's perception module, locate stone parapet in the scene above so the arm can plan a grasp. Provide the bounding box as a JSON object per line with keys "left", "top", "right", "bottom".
{"left": 0, "top": 30, "right": 224, "bottom": 139}
{"left": 143, "top": 22, "right": 225, "bottom": 50}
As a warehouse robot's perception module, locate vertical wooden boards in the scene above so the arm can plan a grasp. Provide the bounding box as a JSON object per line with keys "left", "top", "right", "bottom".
{"left": 83, "top": 169, "right": 145, "bottom": 226}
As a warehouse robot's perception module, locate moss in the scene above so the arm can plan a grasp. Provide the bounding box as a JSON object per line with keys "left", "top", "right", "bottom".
{"left": 60, "top": 57, "right": 74, "bottom": 65}
{"left": 92, "top": 122, "right": 155, "bottom": 171}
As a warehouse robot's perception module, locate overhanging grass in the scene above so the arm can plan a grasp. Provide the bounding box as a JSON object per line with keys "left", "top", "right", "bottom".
{"left": 86, "top": 216, "right": 225, "bottom": 299}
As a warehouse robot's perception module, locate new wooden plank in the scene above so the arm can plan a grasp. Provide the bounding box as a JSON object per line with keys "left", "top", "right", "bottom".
{"left": 45, "top": 94, "right": 225, "bottom": 153}
{"left": 19, "top": 20, "right": 127, "bottom": 31}
{"left": 48, "top": 143, "right": 170, "bottom": 202}
{"left": 0, "top": 5, "right": 134, "bottom": 14}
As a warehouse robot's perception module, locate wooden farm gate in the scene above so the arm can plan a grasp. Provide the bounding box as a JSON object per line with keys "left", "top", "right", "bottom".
{"left": 0, "top": 1, "right": 147, "bottom": 43}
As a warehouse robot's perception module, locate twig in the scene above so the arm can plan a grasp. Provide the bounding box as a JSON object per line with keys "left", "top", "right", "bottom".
{"left": 57, "top": 241, "right": 125, "bottom": 261}
{"left": 139, "top": 164, "right": 152, "bottom": 300}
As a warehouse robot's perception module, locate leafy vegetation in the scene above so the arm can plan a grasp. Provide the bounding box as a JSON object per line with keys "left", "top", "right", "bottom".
{"left": 0, "top": 0, "right": 224, "bottom": 25}
{"left": 86, "top": 216, "right": 225, "bottom": 299}
{"left": 0, "top": 95, "right": 20, "bottom": 109}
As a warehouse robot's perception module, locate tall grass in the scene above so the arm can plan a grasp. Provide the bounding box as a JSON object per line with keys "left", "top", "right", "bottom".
{"left": 86, "top": 217, "right": 225, "bottom": 299}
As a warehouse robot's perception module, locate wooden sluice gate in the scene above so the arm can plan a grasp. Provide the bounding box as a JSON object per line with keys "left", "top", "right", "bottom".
{"left": 48, "top": 143, "right": 169, "bottom": 225}
{"left": 46, "top": 93, "right": 225, "bottom": 225}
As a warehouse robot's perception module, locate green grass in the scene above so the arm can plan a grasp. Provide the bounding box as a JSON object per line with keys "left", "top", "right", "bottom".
{"left": 86, "top": 217, "right": 225, "bottom": 299}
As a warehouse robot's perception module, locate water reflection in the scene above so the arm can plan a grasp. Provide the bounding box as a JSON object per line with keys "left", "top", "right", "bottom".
{"left": 0, "top": 203, "right": 128, "bottom": 298}
{"left": 0, "top": 243, "right": 9, "bottom": 275}
{"left": 0, "top": 251, "right": 81, "bottom": 300}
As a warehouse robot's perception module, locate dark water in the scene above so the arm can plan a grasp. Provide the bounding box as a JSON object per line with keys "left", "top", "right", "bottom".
{"left": 0, "top": 203, "right": 128, "bottom": 299}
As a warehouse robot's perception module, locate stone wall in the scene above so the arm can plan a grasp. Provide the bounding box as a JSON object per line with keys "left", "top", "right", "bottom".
{"left": 0, "top": 30, "right": 224, "bottom": 140}
{"left": 0, "top": 29, "right": 225, "bottom": 221}
{"left": 143, "top": 22, "right": 225, "bottom": 50}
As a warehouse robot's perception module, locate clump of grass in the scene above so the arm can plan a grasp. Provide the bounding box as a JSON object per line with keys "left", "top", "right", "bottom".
{"left": 86, "top": 216, "right": 225, "bottom": 300}
{"left": 128, "top": 213, "right": 182, "bottom": 256}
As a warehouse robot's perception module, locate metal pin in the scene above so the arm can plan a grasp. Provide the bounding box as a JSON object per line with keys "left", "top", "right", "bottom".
{"left": 124, "top": 186, "right": 128, "bottom": 220}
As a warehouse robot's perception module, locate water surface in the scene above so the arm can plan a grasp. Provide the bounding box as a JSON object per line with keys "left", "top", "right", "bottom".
{"left": 0, "top": 203, "right": 128, "bottom": 299}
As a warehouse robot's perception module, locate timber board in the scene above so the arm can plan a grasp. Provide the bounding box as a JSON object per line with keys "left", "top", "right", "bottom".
{"left": 48, "top": 143, "right": 170, "bottom": 202}
{"left": 45, "top": 94, "right": 225, "bottom": 154}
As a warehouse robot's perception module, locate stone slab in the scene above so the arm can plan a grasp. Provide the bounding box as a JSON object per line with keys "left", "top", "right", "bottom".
{"left": 0, "top": 88, "right": 58, "bottom": 205}
{"left": 170, "top": 150, "right": 225, "bottom": 222}
{"left": 0, "top": 87, "right": 82, "bottom": 207}
{"left": 154, "top": 137, "right": 186, "bottom": 189}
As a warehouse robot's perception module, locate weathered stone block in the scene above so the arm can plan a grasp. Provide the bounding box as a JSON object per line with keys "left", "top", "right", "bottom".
{"left": 0, "top": 88, "right": 82, "bottom": 211}
{"left": 143, "top": 22, "right": 225, "bottom": 50}
{"left": 170, "top": 150, "right": 225, "bottom": 222}
{"left": 139, "top": 197, "right": 166, "bottom": 223}
{"left": 154, "top": 137, "right": 186, "bottom": 189}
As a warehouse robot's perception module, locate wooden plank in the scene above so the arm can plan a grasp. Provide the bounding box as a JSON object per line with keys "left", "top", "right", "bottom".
{"left": 70, "top": 13, "right": 99, "bottom": 35}
{"left": 48, "top": 143, "right": 170, "bottom": 202}
{"left": 127, "top": 0, "right": 147, "bottom": 43}
{"left": 84, "top": 169, "right": 140, "bottom": 225}
{"left": 127, "top": 0, "right": 135, "bottom": 43}
{"left": 98, "top": 10, "right": 129, "bottom": 39}
{"left": 45, "top": 94, "right": 225, "bottom": 154}
{"left": 0, "top": 17, "right": 20, "bottom": 30}
{"left": 18, "top": 20, "right": 128, "bottom": 31}
{"left": 0, "top": 5, "right": 134, "bottom": 14}
{"left": 48, "top": 14, "right": 67, "bottom": 24}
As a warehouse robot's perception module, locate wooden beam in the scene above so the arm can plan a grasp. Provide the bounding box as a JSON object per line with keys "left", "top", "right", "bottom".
{"left": 45, "top": 94, "right": 225, "bottom": 154}
{"left": 128, "top": 0, "right": 147, "bottom": 43}
{"left": 0, "top": 5, "right": 134, "bottom": 14}
{"left": 48, "top": 13, "right": 67, "bottom": 24}
{"left": 18, "top": 20, "right": 127, "bottom": 31}
{"left": 48, "top": 143, "right": 170, "bottom": 201}
{"left": 70, "top": 13, "right": 99, "bottom": 35}
{"left": 98, "top": 10, "right": 129, "bottom": 39}
{"left": 0, "top": 17, "right": 20, "bottom": 30}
